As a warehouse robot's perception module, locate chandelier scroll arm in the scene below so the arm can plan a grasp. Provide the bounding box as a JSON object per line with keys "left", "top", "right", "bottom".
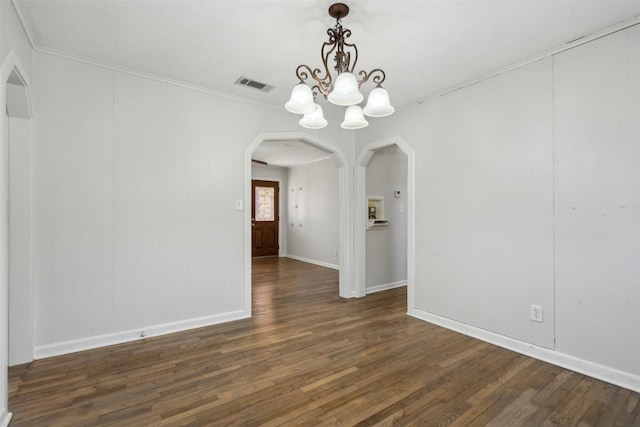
{"left": 295, "top": 65, "right": 333, "bottom": 98}
{"left": 341, "top": 31, "right": 358, "bottom": 73}
{"left": 321, "top": 27, "right": 342, "bottom": 78}
{"left": 286, "top": 3, "right": 392, "bottom": 129}
{"left": 357, "top": 68, "right": 386, "bottom": 88}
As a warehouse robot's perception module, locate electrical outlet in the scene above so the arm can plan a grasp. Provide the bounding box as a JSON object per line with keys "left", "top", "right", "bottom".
{"left": 530, "top": 305, "right": 543, "bottom": 323}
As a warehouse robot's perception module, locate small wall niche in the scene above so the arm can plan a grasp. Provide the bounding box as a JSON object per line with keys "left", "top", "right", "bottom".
{"left": 367, "top": 196, "right": 389, "bottom": 229}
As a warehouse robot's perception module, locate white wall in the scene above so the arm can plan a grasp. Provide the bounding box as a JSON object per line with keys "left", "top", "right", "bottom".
{"left": 8, "top": 117, "right": 32, "bottom": 366}
{"left": 366, "top": 146, "right": 407, "bottom": 292}
{"left": 553, "top": 25, "right": 640, "bottom": 378}
{"left": 1, "top": 1, "right": 32, "bottom": 79}
{"left": 0, "top": 104, "right": 7, "bottom": 427}
{"left": 31, "top": 52, "right": 353, "bottom": 357}
{"left": 1, "top": 1, "right": 34, "bottom": 424}
{"left": 373, "top": 57, "right": 555, "bottom": 349}
{"left": 355, "top": 23, "right": 640, "bottom": 390}
{"left": 0, "top": 103, "right": 8, "bottom": 427}
{"left": 251, "top": 163, "right": 287, "bottom": 256}
{"left": 286, "top": 158, "right": 339, "bottom": 268}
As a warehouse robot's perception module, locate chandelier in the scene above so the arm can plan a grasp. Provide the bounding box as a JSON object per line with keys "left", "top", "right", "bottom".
{"left": 285, "top": 3, "right": 394, "bottom": 130}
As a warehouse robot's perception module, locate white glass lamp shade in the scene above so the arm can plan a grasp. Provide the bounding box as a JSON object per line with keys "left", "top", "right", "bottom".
{"left": 327, "top": 72, "right": 364, "bottom": 106}
{"left": 299, "top": 104, "right": 328, "bottom": 129}
{"left": 341, "top": 105, "right": 369, "bottom": 129}
{"left": 362, "top": 87, "right": 395, "bottom": 117}
{"left": 285, "top": 83, "right": 317, "bottom": 114}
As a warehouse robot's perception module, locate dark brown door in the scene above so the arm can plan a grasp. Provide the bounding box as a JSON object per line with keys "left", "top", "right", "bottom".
{"left": 252, "top": 180, "right": 279, "bottom": 257}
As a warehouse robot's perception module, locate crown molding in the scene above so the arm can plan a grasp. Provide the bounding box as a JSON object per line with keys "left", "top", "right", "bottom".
{"left": 11, "top": 0, "right": 37, "bottom": 49}
{"left": 10, "top": 1, "right": 640, "bottom": 122}
{"left": 11, "top": 0, "right": 292, "bottom": 114}
{"left": 35, "top": 46, "right": 294, "bottom": 114}
{"left": 401, "top": 15, "right": 640, "bottom": 112}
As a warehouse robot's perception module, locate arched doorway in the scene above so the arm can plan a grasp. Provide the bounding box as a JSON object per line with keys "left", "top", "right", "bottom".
{"left": 1, "top": 49, "right": 34, "bottom": 427}
{"left": 243, "top": 132, "right": 352, "bottom": 315}
{"left": 355, "top": 137, "right": 416, "bottom": 310}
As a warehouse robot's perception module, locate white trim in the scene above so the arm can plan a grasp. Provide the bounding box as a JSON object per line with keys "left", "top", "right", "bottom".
{"left": 31, "top": 48, "right": 299, "bottom": 116}
{"left": 336, "top": 154, "right": 353, "bottom": 298}
{"left": 27, "top": 46, "right": 343, "bottom": 125}
{"left": 33, "top": 310, "right": 250, "bottom": 360}
{"left": 1, "top": 50, "right": 32, "bottom": 91}
{"left": 354, "top": 137, "right": 415, "bottom": 309}
{"left": 366, "top": 280, "right": 406, "bottom": 294}
{"left": 250, "top": 176, "right": 285, "bottom": 257}
{"left": 10, "top": 0, "right": 640, "bottom": 116}
{"left": 10, "top": 0, "right": 37, "bottom": 48}
{"left": 0, "top": 411, "right": 12, "bottom": 427}
{"left": 291, "top": 155, "right": 334, "bottom": 168}
{"left": 284, "top": 254, "right": 339, "bottom": 270}
{"left": 1, "top": 49, "right": 34, "bottom": 422}
{"left": 402, "top": 17, "right": 640, "bottom": 112}
{"left": 245, "top": 132, "right": 352, "bottom": 303}
{"left": 409, "top": 308, "right": 640, "bottom": 394}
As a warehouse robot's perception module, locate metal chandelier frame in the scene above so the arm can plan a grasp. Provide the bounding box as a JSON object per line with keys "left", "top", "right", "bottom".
{"left": 285, "top": 3, "right": 394, "bottom": 130}
{"left": 295, "top": 3, "right": 387, "bottom": 99}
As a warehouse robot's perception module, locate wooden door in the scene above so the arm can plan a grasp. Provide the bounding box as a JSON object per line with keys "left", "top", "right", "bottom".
{"left": 252, "top": 180, "right": 279, "bottom": 257}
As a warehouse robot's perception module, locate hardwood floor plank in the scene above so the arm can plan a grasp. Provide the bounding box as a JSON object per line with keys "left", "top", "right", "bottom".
{"left": 595, "top": 388, "right": 632, "bottom": 426}
{"left": 521, "top": 371, "right": 585, "bottom": 426}
{"left": 485, "top": 388, "right": 538, "bottom": 426}
{"left": 446, "top": 357, "right": 543, "bottom": 426}
{"left": 615, "top": 394, "right": 640, "bottom": 426}
{"left": 8, "top": 257, "right": 640, "bottom": 426}
{"left": 541, "top": 377, "right": 597, "bottom": 426}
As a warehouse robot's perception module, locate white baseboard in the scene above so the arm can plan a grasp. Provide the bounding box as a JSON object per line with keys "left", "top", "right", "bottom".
{"left": 34, "top": 310, "right": 250, "bottom": 360}
{"left": 285, "top": 254, "right": 339, "bottom": 270}
{"left": 409, "top": 308, "right": 640, "bottom": 393}
{"left": 0, "top": 411, "right": 12, "bottom": 427}
{"left": 366, "top": 280, "right": 406, "bottom": 294}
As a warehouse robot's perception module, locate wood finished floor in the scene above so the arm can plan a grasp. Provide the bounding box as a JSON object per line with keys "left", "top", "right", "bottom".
{"left": 9, "top": 257, "right": 640, "bottom": 426}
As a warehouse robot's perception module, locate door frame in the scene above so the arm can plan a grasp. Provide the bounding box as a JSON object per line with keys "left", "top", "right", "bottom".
{"left": 250, "top": 176, "right": 284, "bottom": 257}
{"left": 1, "top": 49, "right": 34, "bottom": 427}
{"left": 354, "top": 137, "right": 416, "bottom": 312}
{"left": 244, "top": 132, "right": 351, "bottom": 315}
{"left": 251, "top": 179, "right": 280, "bottom": 257}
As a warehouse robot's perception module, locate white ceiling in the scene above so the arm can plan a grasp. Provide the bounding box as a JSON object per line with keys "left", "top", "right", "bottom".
{"left": 252, "top": 139, "right": 332, "bottom": 167}
{"left": 13, "top": 0, "right": 640, "bottom": 166}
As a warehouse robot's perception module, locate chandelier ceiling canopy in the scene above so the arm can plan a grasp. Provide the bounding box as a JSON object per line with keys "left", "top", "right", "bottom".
{"left": 285, "top": 3, "right": 394, "bottom": 130}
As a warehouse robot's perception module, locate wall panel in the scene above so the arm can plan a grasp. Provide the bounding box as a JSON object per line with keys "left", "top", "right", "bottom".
{"left": 287, "top": 158, "right": 339, "bottom": 268}
{"left": 554, "top": 24, "right": 640, "bottom": 375}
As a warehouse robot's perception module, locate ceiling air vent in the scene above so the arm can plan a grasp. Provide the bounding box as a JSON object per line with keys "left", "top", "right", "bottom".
{"left": 235, "top": 76, "right": 274, "bottom": 93}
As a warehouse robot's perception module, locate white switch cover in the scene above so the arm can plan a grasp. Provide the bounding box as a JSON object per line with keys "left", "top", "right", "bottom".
{"left": 235, "top": 199, "right": 243, "bottom": 211}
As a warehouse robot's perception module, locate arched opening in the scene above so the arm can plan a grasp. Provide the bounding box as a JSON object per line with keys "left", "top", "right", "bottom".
{"left": 1, "top": 50, "right": 34, "bottom": 427}
{"left": 243, "top": 132, "right": 352, "bottom": 316}
{"left": 5, "top": 67, "right": 33, "bottom": 367}
{"left": 355, "top": 137, "right": 415, "bottom": 311}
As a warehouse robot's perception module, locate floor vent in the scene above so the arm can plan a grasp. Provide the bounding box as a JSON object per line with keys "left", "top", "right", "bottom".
{"left": 235, "top": 76, "right": 274, "bottom": 92}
